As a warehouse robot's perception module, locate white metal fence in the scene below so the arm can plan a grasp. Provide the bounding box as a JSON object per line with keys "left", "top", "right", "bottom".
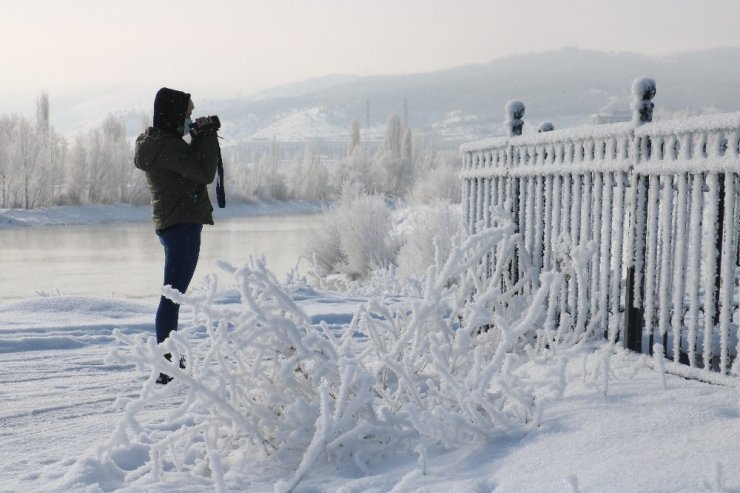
{"left": 461, "top": 78, "right": 740, "bottom": 374}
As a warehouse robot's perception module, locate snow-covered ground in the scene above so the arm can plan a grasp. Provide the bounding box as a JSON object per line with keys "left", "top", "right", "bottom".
{"left": 2, "top": 205, "right": 740, "bottom": 492}
{"left": 2, "top": 292, "right": 739, "bottom": 492}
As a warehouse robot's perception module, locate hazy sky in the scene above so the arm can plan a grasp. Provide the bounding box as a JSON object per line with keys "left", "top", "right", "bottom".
{"left": 4, "top": 0, "right": 740, "bottom": 111}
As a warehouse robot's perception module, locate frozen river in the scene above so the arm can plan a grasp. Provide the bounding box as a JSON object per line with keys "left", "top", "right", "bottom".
{"left": 0, "top": 214, "right": 318, "bottom": 302}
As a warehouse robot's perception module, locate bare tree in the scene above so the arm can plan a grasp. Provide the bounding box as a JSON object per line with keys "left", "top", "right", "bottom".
{"left": 348, "top": 119, "right": 361, "bottom": 157}
{"left": 0, "top": 116, "right": 13, "bottom": 207}
{"left": 102, "top": 114, "right": 137, "bottom": 202}
{"left": 378, "top": 113, "right": 413, "bottom": 197}
{"left": 14, "top": 118, "right": 43, "bottom": 209}
{"left": 383, "top": 113, "right": 402, "bottom": 158}
{"left": 36, "top": 92, "right": 50, "bottom": 136}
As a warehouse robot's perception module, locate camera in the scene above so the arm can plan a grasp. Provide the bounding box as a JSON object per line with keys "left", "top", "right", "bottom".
{"left": 189, "top": 115, "right": 221, "bottom": 134}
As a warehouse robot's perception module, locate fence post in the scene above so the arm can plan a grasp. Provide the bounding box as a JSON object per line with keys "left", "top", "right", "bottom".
{"left": 505, "top": 100, "right": 525, "bottom": 286}
{"left": 624, "top": 175, "right": 648, "bottom": 352}
{"left": 506, "top": 100, "right": 525, "bottom": 137}
{"left": 630, "top": 77, "right": 657, "bottom": 125}
{"left": 624, "top": 77, "right": 656, "bottom": 352}
{"left": 713, "top": 173, "right": 725, "bottom": 326}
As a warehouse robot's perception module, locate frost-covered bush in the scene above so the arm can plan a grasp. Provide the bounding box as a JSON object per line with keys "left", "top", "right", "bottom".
{"left": 329, "top": 148, "right": 384, "bottom": 195}
{"left": 306, "top": 182, "right": 398, "bottom": 279}
{"left": 330, "top": 114, "right": 463, "bottom": 204}
{"left": 408, "top": 150, "right": 462, "bottom": 205}
{"left": 308, "top": 185, "right": 462, "bottom": 284}
{"left": 70, "top": 210, "right": 584, "bottom": 493}
{"left": 396, "top": 201, "right": 462, "bottom": 280}
{"left": 284, "top": 143, "right": 332, "bottom": 200}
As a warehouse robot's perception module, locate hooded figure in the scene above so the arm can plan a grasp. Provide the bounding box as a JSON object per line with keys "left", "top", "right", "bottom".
{"left": 135, "top": 87, "right": 219, "bottom": 231}
{"left": 134, "top": 87, "right": 221, "bottom": 383}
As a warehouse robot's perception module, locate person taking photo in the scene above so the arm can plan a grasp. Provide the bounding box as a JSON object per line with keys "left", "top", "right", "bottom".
{"left": 134, "top": 87, "right": 221, "bottom": 384}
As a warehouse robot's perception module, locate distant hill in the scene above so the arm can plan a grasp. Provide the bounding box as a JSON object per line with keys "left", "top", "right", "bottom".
{"left": 208, "top": 47, "right": 740, "bottom": 145}
{"left": 43, "top": 47, "right": 740, "bottom": 145}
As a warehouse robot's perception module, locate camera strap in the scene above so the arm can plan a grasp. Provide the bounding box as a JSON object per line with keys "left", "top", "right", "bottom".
{"left": 216, "top": 146, "right": 226, "bottom": 208}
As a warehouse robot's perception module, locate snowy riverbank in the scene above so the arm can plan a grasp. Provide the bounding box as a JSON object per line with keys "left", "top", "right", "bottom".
{"left": 0, "top": 200, "right": 325, "bottom": 229}
{"left": 2, "top": 202, "right": 740, "bottom": 492}
{"left": 2, "top": 287, "right": 740, "bottom": 492}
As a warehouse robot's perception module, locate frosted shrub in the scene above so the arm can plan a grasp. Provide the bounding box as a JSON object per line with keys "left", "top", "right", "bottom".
{"left": 307, "top": 182, "right": 397, "bottom": 279}
{"left": 396, "top": 201, "right": 462, "bottom": 280}
{"left": 86, "top": 213, "right": 578, "bottom": 492}
{"left": 308, "top": 186, "right": 462, "bottom": 285}
{"left": 284, "top": 143, "right": 332, "bottom": 199}
{"left": 408, "top": 151, "right": 462, "bottom": 205}
{"left": 329, "top": 148, "right": 384, "bottom": 195}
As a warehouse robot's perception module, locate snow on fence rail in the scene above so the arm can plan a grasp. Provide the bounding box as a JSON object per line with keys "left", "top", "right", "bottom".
{"left": 461, "top": 77, "right": 740, "bottom": 374}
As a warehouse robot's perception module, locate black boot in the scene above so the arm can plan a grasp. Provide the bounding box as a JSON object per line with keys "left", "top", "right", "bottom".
{"left": 157, "top": 353, "right": 186, "bottom": 384}
{"left": 164, "top": 353, "right": 186, "bottom": 369}
{"left": 156, "top": 372, "right": 173, "bottom": 385}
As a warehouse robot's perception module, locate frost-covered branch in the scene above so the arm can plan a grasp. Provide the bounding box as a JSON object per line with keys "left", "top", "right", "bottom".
{"left": 95, "top": 218, "right": 590, "bottom": 491}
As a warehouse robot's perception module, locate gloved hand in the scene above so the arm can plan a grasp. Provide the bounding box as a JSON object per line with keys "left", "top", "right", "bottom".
{"left": 190, "top": 116, "right": 219, "bottom": 137}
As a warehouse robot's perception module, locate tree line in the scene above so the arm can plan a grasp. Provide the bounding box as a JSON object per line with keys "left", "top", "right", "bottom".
{"left": 223, "top": 113, "right": 461, "bottom": 205}
{"left": 0, "top": 93, "right": 146, "bottom": 209}
{"left": 0, "top": 94, "right": 461, "bottom": 209}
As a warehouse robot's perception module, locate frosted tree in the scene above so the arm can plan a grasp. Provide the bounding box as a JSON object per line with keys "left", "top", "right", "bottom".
{"left": 379, "top": 113, "right": 414, "bottom": 197}
{"left": 36, "top": 92, "right": 50, "bottom": 134}
{"left": 15, "top": 117, "right": 42, "bottom": 209}
{"left": 67, "top": 133, "right": 96, "bottom": 203}
{"left": 67, "top": 125, "right": 126, "bottom": 204}
{"left": 402, "top": 126, "right": 412, "bottom": 162}
{"left": 31, "top": 92, "right": 56, "bottom": 206}
{"left": 0, "top": 109, "right": 53, "bottom": 208}
{"left": 348, "top": 119, "right": 361, "bottom": 157}
{"left": 33, "top": 93, "right": 68, "bottom": 206}
{"left": 409, "top": 148, "right": 461, "bottom": 204}
{"left": 49, "top": 136, "right": 68, "bottom": 204}
{"left": 222, "top": 149, "right": 260, "bottom": 203}
{"left": 100, "top": 114, "right": 144, "bottom": 203}
{"left": 0, "top": 116, "right": 13, "bottom": 207}
{"left": 330, "top": 135, "right": 382, "bottom": 196}
{"left": 0, "top": 93, "right": 151, "bottom": 208}
{"left": 384, "top": 113, "right": 403, "bottom": 157}
{"left": 251, "top": 145, "right": 288, "bottom": 200}
{"left": 287, "top": 142, "right": 331, "bottom": 199}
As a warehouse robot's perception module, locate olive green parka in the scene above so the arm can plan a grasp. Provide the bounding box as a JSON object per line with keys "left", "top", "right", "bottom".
{"left": 134, "top": 88, "right": 220, "bottom": 231}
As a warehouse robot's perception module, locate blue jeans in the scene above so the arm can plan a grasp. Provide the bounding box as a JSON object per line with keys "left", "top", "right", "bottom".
{"left": 155, "top": 223, "right": 203, "bottom": 343}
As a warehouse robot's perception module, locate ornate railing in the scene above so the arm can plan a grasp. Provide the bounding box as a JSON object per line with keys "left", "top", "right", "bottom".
{"left": 461, "top": 78, "right": 740, "bottom": 374}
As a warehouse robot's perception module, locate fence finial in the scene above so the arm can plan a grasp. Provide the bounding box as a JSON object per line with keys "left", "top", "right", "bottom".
{"left": 505, "top": 100, "right": 525, "bottom": 136}
{"left": 538, "top": 121, "right": 554, "bottom": 133}
{"left": 631, "top": 77, "right": 657, "bottom": 125}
